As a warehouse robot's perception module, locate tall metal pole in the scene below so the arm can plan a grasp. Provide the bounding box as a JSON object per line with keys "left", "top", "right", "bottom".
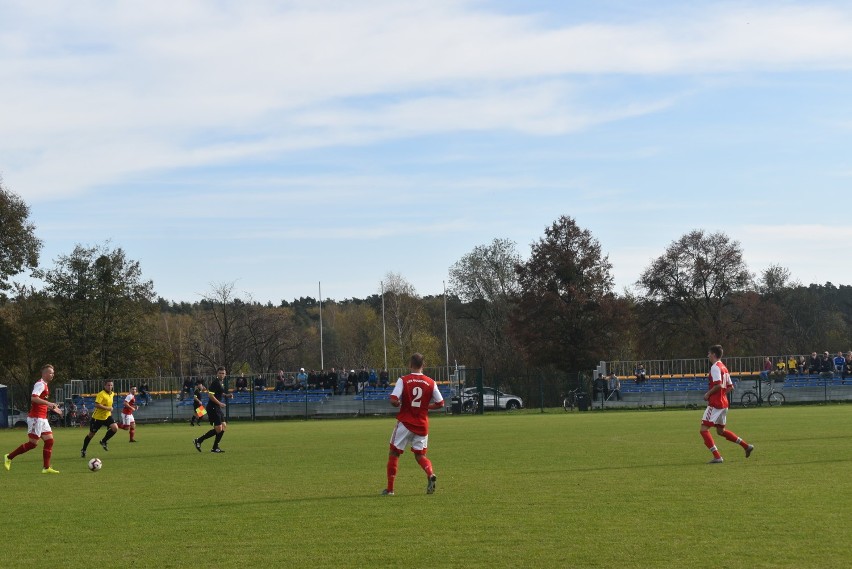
{"left": 319, "top": 281, "right": 324, "bottom": 370}
{"left": 443, "top": 281, "right": 450, "bottom": 382}
{"left": 381, "top": 281, "right": 388, "bottom": 371}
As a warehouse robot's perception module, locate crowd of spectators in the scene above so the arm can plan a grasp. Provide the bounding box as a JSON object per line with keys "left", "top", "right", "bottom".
{"left": 760, "top": 351, "right": 852, "bottom": 380}
{"left": 226, "top": 366, "right": 392, "bottom": 396}
{"left": 171, "top": 366, "right": 394, "bottom": 401}
{"left": 622, "top": 351, "right": 852, "bottom": 386}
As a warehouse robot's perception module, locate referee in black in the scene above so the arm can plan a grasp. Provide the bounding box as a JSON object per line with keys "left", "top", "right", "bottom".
{"left": 193, "top": 367, "right": 231, "bottom": 453}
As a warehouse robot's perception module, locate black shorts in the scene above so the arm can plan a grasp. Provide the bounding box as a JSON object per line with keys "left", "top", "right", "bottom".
{"left": 207, "top": 406, "right": 225, "bottom": 427}
{"left": 89, "top": 416, "right": 116, "bottom": 434}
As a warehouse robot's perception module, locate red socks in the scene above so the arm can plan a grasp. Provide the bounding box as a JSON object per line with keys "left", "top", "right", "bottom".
{"left": 722, "top": 430, "right": 748, "bottom": 448}
{"left": 700, "top": 431, "right": 722, "bottom": 459}
{"left": 8, "top": 439, "right": 38, "bottom": 459}
{"left": 42, "top": 438, "right": 53, "bottom": 468}
{"left": 386, "top": 455, "right": 399, "bottom": 492}
{"left": 416, "top": 455, "right": 434, "bottom": 478}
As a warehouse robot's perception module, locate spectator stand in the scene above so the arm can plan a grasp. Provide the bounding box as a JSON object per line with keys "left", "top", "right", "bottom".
{"left": 599, "top": 355, "right": 852, "bottom": 408}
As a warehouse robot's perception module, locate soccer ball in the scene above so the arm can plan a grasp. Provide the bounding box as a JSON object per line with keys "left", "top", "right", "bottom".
{"left": 88, "top": 458, "right": 102, "bottom": 471}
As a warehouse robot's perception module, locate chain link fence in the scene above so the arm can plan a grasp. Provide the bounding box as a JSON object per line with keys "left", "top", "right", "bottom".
{"left": 7, "top": 363, "right": 852, "bottom": 428}
{"left": 3, "top": 367, "right": 482, "bottom": 425}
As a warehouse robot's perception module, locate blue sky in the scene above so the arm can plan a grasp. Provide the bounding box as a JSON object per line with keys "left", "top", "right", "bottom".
{"left": 3, "top": 1, "right": 852, "bottom": 303}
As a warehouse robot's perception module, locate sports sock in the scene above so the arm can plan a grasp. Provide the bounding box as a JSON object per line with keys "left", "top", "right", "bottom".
{"left": 700, "top": 431, "right": 722, "bottom": 459}
{"left": 386, "top": 455, "right": 399, "bottom": 492}
{"left": 722, "top": 430, "right": 748, "bottom": 448}
{"left": 129, "top": 426, "right": 136, "bottom": 441}
{"left": 416, "top": 455, "right": 434, "bottom": 477}
{"left": 42, "top": 438, "right": 53, "bottom": 468}
{"left": 82, "top": 436, "right": 92, "bottom": 451}
{"left": 102, "top": 429, "right": 116, "bottom": 443}
{"left": 198, "top": 429, "right": 216, "bottom": 442}
{"left": 9, "top": 440, "right": 38, "bottom": 459}
{"left": 213, "top": 431, "right": 224, "bottom": 448}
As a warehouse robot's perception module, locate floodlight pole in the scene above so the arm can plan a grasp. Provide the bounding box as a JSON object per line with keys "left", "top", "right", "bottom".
{"left": 319, "top": 281, "right": 324, "bottom": 370}
{"left": 444, "top": 281, "right": 450, "bottom": 383}
{"left": 381, "top": 281, "right": 388, "bottom": 371}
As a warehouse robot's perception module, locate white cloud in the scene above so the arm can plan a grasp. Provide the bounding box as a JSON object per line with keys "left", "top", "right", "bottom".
{"left": 3, "top": 1, "right": 852, "bottom": 201}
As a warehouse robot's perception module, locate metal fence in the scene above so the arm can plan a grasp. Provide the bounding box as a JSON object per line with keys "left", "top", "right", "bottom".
{"left": 460, "top": 360, "right": 852, "bottom": 412}
{"left": 575, "top": 373, "right": 852, "bottom": 410}
{"left": 6, "top": 358, "right": 852, "bottom": 427}
{"left": 3, "top": 366, "right": 486, "bottom": 426}
{"left": 604, "top": 355, "right": 809, "bottom": 378}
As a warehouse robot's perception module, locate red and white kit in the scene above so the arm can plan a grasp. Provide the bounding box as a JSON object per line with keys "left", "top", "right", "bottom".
{"left": 27, "top": 379, "right": 52, "bottom": 437}
{"left": 702, "top": 360, "right": 731, "bottom": 427}
{"left": 389, "top": 373, "right": 444, "bottom": 454}
{"left": 121, "top": 393, "right": 136, "bottom": 426}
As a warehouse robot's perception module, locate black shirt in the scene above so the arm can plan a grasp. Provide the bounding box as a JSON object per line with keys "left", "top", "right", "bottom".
{"left": 207, "top": 379, "right": 226, "bottom": 409}
{"left": 193, "top": 385, "right": 206, "bottom": 406}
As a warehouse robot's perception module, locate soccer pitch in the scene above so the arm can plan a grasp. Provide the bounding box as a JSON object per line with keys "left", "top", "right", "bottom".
{"left": 2, "top": 406, "right": 851, "bottom": 568}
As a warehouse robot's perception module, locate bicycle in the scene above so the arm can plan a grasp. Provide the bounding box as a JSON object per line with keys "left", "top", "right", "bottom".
{"left": 462, "top": 396, "right": 479, "bottom": 414}
{"left": 563, "top": 388, "right": 582, "bottom": 411}
{"left": 48, "top": 407, "right": 65, "bottom": 428}
{"left": 71, "top": 406, "right": 90, "bottom": 427}
{"left": 740, "top": 379, "right": 785, "bottom": 407}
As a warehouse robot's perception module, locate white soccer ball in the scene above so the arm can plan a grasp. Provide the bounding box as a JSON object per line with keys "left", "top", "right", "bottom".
{"left": 88, "top": 458, "right": 102, "bottom": 471}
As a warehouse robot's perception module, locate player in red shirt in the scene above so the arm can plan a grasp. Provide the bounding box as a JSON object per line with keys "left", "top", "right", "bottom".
{"left": 701, "top": 345, "right": 754, "bottom": 464}
{"left": 382, "top": 353, "right": 444, "bottom": 496}
{"left": 4, "top": 364, "right": 62, "bottom": 474}
{"left": 119, "top": 386, "right": 139, "bottom": 442}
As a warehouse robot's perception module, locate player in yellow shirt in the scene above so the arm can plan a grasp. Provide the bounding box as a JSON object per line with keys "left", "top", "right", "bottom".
{"left": 80, "top": 380, "right": 119, "bottom": 458}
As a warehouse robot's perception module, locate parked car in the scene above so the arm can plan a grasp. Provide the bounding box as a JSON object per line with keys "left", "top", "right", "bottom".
{"left": 462, "top": 387, "right": 523, "bottom": 410}
{"left": 7, "top": 407, "right": 27, "bottom": 428}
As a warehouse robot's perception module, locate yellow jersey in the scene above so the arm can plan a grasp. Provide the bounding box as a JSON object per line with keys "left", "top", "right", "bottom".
{"left": 92, "top": 390, "right": 115, "bottom": 421}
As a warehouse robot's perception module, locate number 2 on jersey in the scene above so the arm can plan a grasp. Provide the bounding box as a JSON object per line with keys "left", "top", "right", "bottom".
{"left": 411, "top": 386, "right": 424, "bottom": 407}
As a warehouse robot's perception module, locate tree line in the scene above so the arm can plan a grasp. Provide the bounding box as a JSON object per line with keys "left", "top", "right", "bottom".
{"left": 3, "top": 180, "right": 852, "bottom": 406}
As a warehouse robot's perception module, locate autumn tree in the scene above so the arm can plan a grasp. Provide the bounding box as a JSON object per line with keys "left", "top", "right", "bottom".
{"left": 0, "top": 285, "right": 62, "bottom": 406}
{"left": 511, "top": 215, "right": 618, "bottom": 373}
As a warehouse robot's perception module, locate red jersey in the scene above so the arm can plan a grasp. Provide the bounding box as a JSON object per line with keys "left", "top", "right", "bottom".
{"left": 708, "top": 361, "right": 731, "bottom": 409}
{"left": 390, "top": 373, "right": 444, "bottom": 436}
{"left": 29, "top": 379, "right": 50, "bottom": 419}
{"left": 123, "top": 394, "right": 136, "bottom": 415}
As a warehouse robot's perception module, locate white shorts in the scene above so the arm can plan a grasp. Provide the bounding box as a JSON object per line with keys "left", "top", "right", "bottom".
{"left": 389, "top": 421, "right": 429, "bottom": 455}
{"left": 702, "top": 406, "right": 728, "bottom": 427}
{"left": 26, "top": 417, "right": 52, "bottom": 438}
{"left": 120, "top": 413, "right": 135, "bottom": 426}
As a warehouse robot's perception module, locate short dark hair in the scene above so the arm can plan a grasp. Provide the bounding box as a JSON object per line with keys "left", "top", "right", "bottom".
{"left": 709, "top": 345, "right": 723, "bottom": 359}
{"left": 409, "top": 353, "right": 425, "bottom": 369}
{"left": 217, "top": 366, "right": 226, "bottom": 373}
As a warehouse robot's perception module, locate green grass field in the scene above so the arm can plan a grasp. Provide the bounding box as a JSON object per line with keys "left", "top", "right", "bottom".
{"left": 2, "top": 406, "right": 851, "bottom": 568}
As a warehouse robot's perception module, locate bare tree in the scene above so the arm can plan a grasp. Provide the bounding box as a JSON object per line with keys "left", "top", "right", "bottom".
{"left": 449, "top": 238, "right": 521, "bottom": 375}
{"left": 382, "top": 272, "right": 428, "bottom": 367}
{"left": 242, "top": 303, "right": 302, "bottom": 372}
{"left": 195, "top": 281, "right": 244, "bottom": 373}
